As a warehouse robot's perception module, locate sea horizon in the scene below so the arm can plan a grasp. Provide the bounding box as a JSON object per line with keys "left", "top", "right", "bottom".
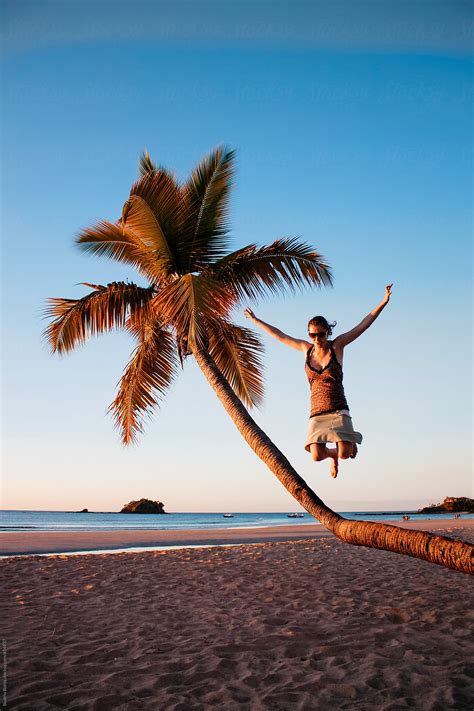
{"left": 1, "top": 508, "right": 471, "bottom": 533}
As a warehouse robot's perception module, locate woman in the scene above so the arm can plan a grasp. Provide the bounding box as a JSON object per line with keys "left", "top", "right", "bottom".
{"left": 244, "top": 284, "right": 393, "bottom": 478}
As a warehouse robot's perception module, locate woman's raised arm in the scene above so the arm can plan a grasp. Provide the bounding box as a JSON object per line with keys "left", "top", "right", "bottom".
{"left": 244, "top": 308, "right": 309, "bottom": 352}
{"left": 333, "top": 284, "right": 393, "bottom": 348}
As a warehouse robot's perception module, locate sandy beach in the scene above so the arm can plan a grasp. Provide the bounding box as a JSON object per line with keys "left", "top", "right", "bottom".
{"left": 2, "top": 521, "right": 473, "bottom": 710}
{"left": 1, "top": 518, "right": 470, "bottom": 556}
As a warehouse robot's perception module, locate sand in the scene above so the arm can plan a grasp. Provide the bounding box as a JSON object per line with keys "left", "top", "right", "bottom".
{"left": 1, "top": 518, "right": 469, "bottom": 556}
{"left": 0, "top": 523, "right": 333, "bottom": 556}
{"left": 2, "top": 523, "right": 473, "bottom": 710}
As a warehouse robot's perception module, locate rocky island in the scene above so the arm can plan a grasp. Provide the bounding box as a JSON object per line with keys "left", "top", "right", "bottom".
{"left": 120, "top": 499, "right": 166, "bottom": 514}
{"left": 417, "top": 496, "right": 474, "bottom": 514}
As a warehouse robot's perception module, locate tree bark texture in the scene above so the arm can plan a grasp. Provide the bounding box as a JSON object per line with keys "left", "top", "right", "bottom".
{"left": 193, "top": 349, "right": 473, "bottom": 576}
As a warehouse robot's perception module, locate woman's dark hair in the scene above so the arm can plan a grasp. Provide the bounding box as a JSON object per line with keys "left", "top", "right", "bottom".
{"left": 307, "top": 316, "right": 337, "bottom": 336}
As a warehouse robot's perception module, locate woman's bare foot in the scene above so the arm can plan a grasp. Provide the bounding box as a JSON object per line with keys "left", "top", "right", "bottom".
{"left": 326, "top": 447, "right": 339, "bottom": 478}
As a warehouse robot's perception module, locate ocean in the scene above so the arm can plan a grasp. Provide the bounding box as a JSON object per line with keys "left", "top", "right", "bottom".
{"left": 1, "top": 509, "right": 471, "bottom": 532}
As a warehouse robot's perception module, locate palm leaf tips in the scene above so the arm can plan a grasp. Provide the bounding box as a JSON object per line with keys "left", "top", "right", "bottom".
{"left": 139, "top": 149, "right": 156, "bottom": 176}
{"left": 208, "top": 321, "right": 265, "bottom": 408}
{"left": 108, "top": 325, "right": 178, "bottom": 445}
{"left": 75, "top": 220, "right": 167, "bottom": 284}
{"left": 180, "top": 145, "right": 236, "bottom": 269}
{"left": 208, "top": 238, "right": 333, "bottom": 302}
{"left": 138, "top": 149, "right": 178, "bottom": 183}
{"left": 43, "top": 282, "right": 155, "bottom": 354}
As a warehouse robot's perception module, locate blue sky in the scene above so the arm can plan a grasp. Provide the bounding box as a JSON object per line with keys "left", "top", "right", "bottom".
{"left": 1, "top": 1, "right": 472, "bottom": 512}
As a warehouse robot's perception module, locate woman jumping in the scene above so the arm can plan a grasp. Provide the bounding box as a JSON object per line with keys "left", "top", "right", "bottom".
{"left": 244, "top": 284, "right": 393, "bottom": 478}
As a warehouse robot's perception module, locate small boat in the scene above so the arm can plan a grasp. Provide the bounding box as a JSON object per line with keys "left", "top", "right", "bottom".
{"left": 287, "top": 513, "right": 305, "bottom": 518}
{"left": 223, "top": 513, "right": 234, "bottom": 518}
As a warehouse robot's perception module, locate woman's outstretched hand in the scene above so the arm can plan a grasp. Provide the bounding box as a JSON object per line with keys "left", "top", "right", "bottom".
{"left": 383, "top": 284, "right": 393, "bottom": 304}
{"left": 244, "top": 308, "right": 256, "bottom": 322}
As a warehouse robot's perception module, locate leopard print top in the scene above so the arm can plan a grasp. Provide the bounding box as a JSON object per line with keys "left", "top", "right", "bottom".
{"left": 305, "top": 343, "right": 349, "bottom": 417}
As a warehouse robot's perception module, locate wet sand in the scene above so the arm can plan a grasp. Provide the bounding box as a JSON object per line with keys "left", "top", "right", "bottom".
{"left": 2, "top": 522, "right": 473, "bottom": 709}
{"left": 1, "top": 518, "right": 471, "bottom": 556}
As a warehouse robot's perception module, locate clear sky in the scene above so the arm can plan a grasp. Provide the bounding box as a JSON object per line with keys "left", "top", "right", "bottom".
{"left": 1, "top": 1, "right": 472, "bottom": 512}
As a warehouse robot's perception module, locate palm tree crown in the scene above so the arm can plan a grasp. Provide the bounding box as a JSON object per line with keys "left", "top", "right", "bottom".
{"left": 45, "top": 146, "right": 332, "bottom": 444}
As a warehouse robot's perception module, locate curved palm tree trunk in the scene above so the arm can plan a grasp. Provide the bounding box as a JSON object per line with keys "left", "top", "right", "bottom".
{"left": 193, "top": 348, "right": 473, "bottom": 576}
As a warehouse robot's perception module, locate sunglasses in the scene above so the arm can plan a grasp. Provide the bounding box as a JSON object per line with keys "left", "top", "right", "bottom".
{"left": 308, "top": 331, "right": 327, "bottom": 339}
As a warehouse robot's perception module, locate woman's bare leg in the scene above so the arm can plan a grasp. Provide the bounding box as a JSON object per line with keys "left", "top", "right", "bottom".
{"left": 309, "top": 443, "right": 339, "bottom": 478}
{"left": 337, "top": 441, "right": 355, "bottom": 461}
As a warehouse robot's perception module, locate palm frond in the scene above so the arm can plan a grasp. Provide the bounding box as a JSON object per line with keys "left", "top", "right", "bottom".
{"left": 180, "top": 145, "right": 235, "bottom": 269}
{"left": 138, "top": 149, "right": 177, "bottom": 181}
{"left": 108, "top": 324, "right": 178, "bottom": 445}
{"left": 138, "top": 149, "right": 156, "bottom": 176}
{"left": 75, "top": 220, "right": 165, "bottom": 284}
{"left": 121, "top": 195, "right": 176, "bottom": 276}
{"left": 208, "top": 238, "right": 333, "bottom": 301}
{"left": 208, "top": 320, "right": 265, "bottom": 408}
{"left": 153, "top": 274, "right": 235, "bottom": 351}
{"left": 43, "top": 282, "right": 155, "bottom": 354}
{"left": 129, "top": 169, "right": 183, "bottom": 268}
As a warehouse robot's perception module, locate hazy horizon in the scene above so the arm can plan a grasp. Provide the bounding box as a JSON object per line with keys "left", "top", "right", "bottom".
{"left": 0, "top": 495, "right": 466, "bottom": 514}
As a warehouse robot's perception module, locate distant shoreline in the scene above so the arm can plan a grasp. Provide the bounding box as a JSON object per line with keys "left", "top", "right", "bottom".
{"left": 0, "top": 509, "right": 463, "bottom": 515}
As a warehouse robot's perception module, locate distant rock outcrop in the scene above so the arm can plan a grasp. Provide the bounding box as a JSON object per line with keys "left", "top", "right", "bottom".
{"left": 79, "top": 508, "right": 89, "bottom": 513}
{"left": 120, "top": 498, "right": 166, "bottom": 514}
{"left": 417, "top": 497, "right": 474, "bottom": 514}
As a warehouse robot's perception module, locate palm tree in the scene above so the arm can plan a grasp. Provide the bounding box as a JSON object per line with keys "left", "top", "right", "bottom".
{"left": 44, "top": 146, "right": 473, "bottom": 575}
